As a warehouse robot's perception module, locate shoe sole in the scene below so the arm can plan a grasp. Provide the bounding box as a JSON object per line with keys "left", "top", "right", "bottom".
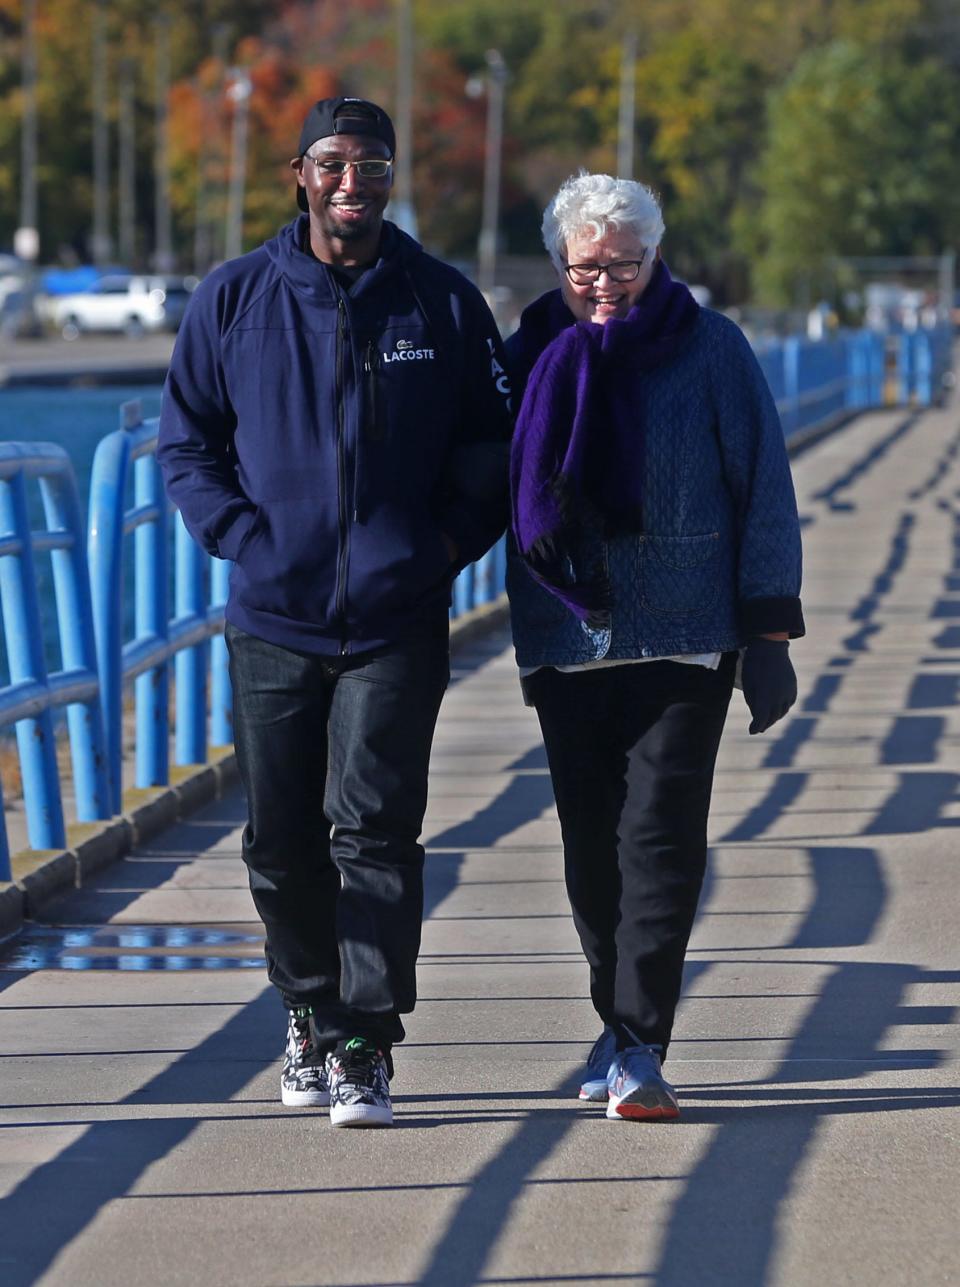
{"left": 329, "top": 1104, "right": 393, "bottom": 1128}
{"left": 281, "top": 1084, "right": 330, "bottom": 1108}
{"left": 606, "top": 1089, "right": 679, "bottom": 1121}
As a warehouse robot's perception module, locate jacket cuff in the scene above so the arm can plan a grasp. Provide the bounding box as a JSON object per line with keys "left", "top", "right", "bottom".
{"left": 739, "top": 596, "right": 805, "bottom": 639}
{"left": 436, "top": 496, "right": 507, "bottom": 569}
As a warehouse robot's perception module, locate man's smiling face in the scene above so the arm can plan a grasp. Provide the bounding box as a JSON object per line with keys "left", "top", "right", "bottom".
{"left": 294, "top": 133, "right": 393, "bottom": 261}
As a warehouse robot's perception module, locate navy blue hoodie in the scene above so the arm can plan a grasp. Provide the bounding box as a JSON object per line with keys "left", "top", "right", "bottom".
{"left": 158, "top": 217, "right": 513, "bottom": 655}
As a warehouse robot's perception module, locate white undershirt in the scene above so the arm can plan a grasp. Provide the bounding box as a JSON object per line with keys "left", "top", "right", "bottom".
{"left": 519, "top": 653, "right": 722, "bottom": 679}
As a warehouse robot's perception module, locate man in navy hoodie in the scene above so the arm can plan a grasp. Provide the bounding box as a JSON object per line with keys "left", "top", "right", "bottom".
{"left": 158, "top": 97, "right": 512, "bottom": 1128}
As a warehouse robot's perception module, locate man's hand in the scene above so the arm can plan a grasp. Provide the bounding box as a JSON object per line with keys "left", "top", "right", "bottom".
{"left": 741, "top": 636, "right": 797, "bottom": 735}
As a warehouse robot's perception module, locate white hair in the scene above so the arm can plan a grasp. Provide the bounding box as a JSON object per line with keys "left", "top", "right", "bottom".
{"left": 541, "top": 171, "right": 665, "bottom": 271}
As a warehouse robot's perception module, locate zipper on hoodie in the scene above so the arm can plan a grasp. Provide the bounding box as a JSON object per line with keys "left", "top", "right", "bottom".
{"left": 334, "top": 293, "right": 350, "bottom": 654}
{"left": 363, "top": 340, "right": 383, "bottom": 443}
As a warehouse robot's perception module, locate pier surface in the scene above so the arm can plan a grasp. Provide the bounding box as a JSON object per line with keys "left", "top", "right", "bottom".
{"left": 1, "top": 403, "right": 958, "bottom": 1286}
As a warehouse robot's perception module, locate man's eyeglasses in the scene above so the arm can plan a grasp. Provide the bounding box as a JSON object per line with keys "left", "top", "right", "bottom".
{"left": 563, "top": 252, "right": 648, "bottom": 285}
{"left": 305, "top": 156, "right": 393, "bottom": 180}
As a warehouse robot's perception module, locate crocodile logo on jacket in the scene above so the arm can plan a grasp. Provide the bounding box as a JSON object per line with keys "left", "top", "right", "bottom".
{"left": 383, "top": 338, "right": 435, "bottom": 363}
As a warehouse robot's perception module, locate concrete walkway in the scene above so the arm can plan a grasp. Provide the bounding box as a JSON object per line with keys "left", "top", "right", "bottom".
{"left": 0, "top": 333, "right": 173, "bottom": 386}
{"left": 1, "top": 403, "right": 958, "bottom": 1286}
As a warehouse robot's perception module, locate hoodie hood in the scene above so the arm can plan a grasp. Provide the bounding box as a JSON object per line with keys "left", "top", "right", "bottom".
{"left": 262, "top": 215, "right": 424, "bottom": 306}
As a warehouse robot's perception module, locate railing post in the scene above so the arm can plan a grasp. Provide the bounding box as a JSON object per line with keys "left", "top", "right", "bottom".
{"left": 174, "top": 512, "right": 207, "bottom": 765}
{"left": 0, "top": 472, "right": 66, "bottom": 850}
{"left": 848, "top": 335, "right": 867, "bottom": 409}
{"left": 896, "top": 333, "right": 913, "bottom": 404}
{"left": 493, "top": 534, "right": 507, "bottom": 596}
{"left": 89, "top": 426, "right": 132, "bottom": 814}
{"left": 0, "top": 776, "right": 9, "bottom": 881}
{"left": 38, "top": 472, "right": 111, "bottom": 822}
{"left": 453, "top": 563, "right": 475, "bottom": 619}
{"left": 914, "top": 332, "right": 933, "bottom": 406}
{"left": 210, "top": 556, "right": 232, "bottom": 746}
{"left": 134, "top": 453, "right": 169, "bottom": 788}
{"left": 869, "top": 332, "right": 885, "bottom": 405}
{"left": 782, "top": 338, "right": 800, "bottom": 438}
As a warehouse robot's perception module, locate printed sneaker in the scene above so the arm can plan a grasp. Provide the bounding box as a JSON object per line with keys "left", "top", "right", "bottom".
{"left": 326, "top": 1037, "right": 393, "bottom": 1128}
{"left": 280, "top": 1006, "right": 330, "bottom": 1107}
{"left": 606, "top": 1044, "right": 680, "bottom": 1121}
{"left": 579, "top": 1026, "right": 616, "bottom": 1101}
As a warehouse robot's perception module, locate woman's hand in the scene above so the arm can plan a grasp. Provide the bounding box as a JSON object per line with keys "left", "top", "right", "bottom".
{"left": 741, "top": 637, "right": 797, "bottom": 734}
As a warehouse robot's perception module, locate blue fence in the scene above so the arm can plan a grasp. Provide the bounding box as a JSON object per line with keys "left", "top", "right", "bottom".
{"left": 755, "top": 326, "right": 952, "bottom": 442}
{"left": 87, "top": 402, "right": 232, "bottom": 816}
{"left": 0, "top": 444, "right": 111, "bottom": 879}
{"left": 0, "top": 323, "right": 953, "bottom": 872}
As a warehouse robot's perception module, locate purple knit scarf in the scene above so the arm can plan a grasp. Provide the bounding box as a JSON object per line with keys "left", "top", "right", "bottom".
{"left": 510, "top": 259, "right": 700, "bottom": 621}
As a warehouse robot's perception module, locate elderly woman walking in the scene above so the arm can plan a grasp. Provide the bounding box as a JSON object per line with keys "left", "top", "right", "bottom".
{"left": 506, "top": 173, "right": 804, "bottom": 1120}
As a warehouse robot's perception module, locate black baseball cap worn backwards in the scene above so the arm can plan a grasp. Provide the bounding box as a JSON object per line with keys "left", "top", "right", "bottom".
{"left": 296, "top": 96, "right": 396, "bottom": 211}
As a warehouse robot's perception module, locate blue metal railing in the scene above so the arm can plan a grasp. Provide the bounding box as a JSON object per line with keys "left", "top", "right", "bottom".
{"left": 756, "top": 324, "right": 951, "bottom": 441}
{"left": 756, "top": 330, "right": 887, "bottom": 441}
{"left": 898, "top": 327, "right": 952, "bottom": 404}
{"left": 0, "top": 443, "right": 110, "bottom": 879}
{"left": 88, "top": 403, "right": 231, "bottom": 816}
{"left": 0, "top": 323, "right": 953, "bottom": 870}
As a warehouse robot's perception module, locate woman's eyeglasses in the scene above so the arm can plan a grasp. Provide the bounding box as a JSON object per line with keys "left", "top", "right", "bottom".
{"left": 564, "top": 252, "right": 648, "bottom": 285}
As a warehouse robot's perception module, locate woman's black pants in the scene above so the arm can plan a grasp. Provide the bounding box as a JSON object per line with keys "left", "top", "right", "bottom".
{"left": 525, "top": 657, "right": 735, "bottom": 1058}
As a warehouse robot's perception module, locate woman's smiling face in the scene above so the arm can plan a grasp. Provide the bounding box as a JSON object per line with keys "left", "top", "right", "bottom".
{"left": 559, "top": 228, "right": 658, "bottom": 325}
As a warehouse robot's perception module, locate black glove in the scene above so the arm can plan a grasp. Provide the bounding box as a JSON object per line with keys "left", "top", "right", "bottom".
{"left": 741, "top": 638, "right": 797, "bottom": 735}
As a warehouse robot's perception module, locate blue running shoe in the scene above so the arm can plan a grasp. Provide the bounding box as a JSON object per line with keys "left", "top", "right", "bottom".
{"left": 606, "top": 1044, "right": 679, "bottom": 1121}
{"left": 578, "top": 1026, "right": 616, "bottom": 1101}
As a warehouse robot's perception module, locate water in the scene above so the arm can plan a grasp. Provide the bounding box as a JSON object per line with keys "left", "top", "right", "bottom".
{"left": 0, "top": 384, "right": 164, "bottom": 684}
{"left": 0, "top": 383, "right": 164, "bottom": 511}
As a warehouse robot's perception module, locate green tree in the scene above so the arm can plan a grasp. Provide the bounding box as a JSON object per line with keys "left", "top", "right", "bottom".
{"left": 755, "top": 39, "right": 960, "bottom": 303}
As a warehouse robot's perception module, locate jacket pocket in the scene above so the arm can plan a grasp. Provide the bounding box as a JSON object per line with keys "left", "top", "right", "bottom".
{"left": 639, "top": 532, "right": 720, "bottom": 617}
{"left": 364, "top": 341, "right": 384, "bottom": 442}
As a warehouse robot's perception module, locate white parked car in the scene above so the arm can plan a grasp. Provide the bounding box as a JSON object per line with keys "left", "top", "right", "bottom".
{"left": 50, "top": 274, "right": 196, "bottom": 339}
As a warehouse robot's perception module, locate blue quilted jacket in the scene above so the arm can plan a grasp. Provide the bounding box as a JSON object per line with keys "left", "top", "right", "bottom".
{"left": 505, "top": 301, "right": 804, "bottom": 668}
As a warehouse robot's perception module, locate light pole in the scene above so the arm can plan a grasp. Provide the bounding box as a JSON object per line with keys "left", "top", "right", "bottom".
{"left": 154, "top": 15, "right": 173, "bottom": 272}
{"left": 617, "top": 30, "right": 637, "bottom": 180}
{"left": 475, "top": 49, "right": 507, "bottom": 300}
{"left": 224, "top": 69, "right": 252, "bottom": 263}
{"left": 194, "top": 24, "right": 231, "bottom": 274}
{"left": 389, "top": 0, "right": 417, "bottom": 237}
{"left": 92, "top": 0, "right": 111, "bottom": 265}
{"left": 118, "top": 55, "right": 136, "bottom": 265}
{"left": 16, "top": 0, "right": 39, "bottom": 264}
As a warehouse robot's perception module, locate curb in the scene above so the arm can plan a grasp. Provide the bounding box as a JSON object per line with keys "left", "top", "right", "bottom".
{"left": 0, "top": 597, "right": 511, "bottom": 943}
{"left": 0, "top": 750, "right": 237, "bottom": 941}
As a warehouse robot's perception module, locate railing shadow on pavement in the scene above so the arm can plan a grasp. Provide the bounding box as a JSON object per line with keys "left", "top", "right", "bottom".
{"left": 0, "top": 627, "right": 561, "bottom": 1283}
{"left": 6, "top": 572, "right": 954, "bottom": 1287}
{"left": 3, "top": 394, "right": 959, "bottom": 1284}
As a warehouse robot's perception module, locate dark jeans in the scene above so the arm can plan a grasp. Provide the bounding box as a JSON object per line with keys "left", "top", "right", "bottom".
{"left": 226, "top": 621, "right": 449, "bottom": 1050}
{"left": 525, "top": 657, "right": 735, "bottom": 1058}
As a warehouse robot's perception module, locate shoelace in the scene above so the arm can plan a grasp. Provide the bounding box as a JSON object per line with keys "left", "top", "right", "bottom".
{"left": 334, "top": 1040, "right": 384, "bottom": 1083}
